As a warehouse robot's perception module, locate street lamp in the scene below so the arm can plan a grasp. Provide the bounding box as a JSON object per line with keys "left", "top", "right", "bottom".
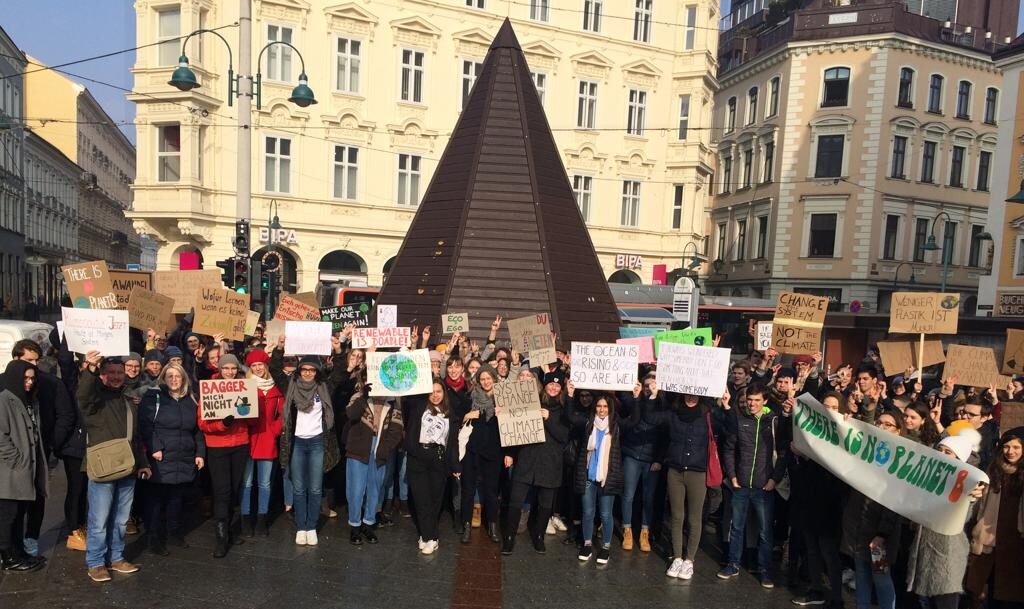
{"left": 923, "top": 211, "right": 953, "bottom": 292}
{"left": 892, "top": 262, "right": 916, "bottom": 287}
{"left": 681, "top": 241, "right": 704, "bottom": 271}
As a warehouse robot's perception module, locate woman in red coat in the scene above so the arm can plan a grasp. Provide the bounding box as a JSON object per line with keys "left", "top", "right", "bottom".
{"left": 240, "top": 350, "right": 284, "bottom": 536}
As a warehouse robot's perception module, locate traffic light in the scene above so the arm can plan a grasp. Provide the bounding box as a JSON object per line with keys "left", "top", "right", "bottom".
{"left": 249, "top": 259, "right": 263, "bottom": 302}
{"left": 233, "top": 256, "right": 251, "bottom": 294}
{"left": 216, "top": 258, "right": 234, "bottom": 288}
{"left": 234, "top": 219, "right": 250, "bottom": 256}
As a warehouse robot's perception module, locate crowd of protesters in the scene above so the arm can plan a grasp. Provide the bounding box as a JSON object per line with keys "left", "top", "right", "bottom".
{"left": 0, "top": 310, "right": 1022, "bottom": 609}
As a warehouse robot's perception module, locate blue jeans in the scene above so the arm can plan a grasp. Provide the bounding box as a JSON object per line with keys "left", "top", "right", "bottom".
{"left": 85, "top": 477, "right": 135, "bottom": 569}
{"left": 241, "top": 458, "right": 274, "bottom": 516}
{"left": 854, "top": 554, "right": 896, "bottom": 609}
{"left": 581, "top": 480, "right": 615, "bottom": 547}
{"left": 379, "top": 449, "right": 409, "bottom": 507}
{"left": 347, "top": 438, "right": 385, "bottom": 526}
{"left": 283, "top": 466, "right": 294, "bottom": 508}
{"left": 726, "top": 487, "right": 775, "bottom": 575}
{"left": 290, "top": 435, "right": 324, "bottom": 532}
{"left": 621, "top": 455, "right": 659, "bottom": 528}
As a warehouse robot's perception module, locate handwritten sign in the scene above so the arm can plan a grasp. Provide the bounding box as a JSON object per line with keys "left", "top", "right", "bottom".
{"left": 62, "top": 261, "right": 117, "bottom": 309}
{"left": 377, "top": 305, "right": 398, "bottom": 328}
{"left": 284, "top": 321, "right": 333, "bottom": 356}
{"left": 199, "top": 378, "right": 259, "bottom": 421}
{"left": 944, "top": 344, "right": 1011, "bottom": 389}
{"left": 192, "top": 287, "right": 250, "bottom": 341}
{"left": 109, "top": 270, "right": 152, "bottom": 310}
{"left": 890, "top": 292, "right": 960, "bottom": 334}
{"left": 619, "top": 326, "right": 663, "bottom": 339}
{"left": 756, "top": 322, "right": 773, "bottom": 351}
{"left": 655, "top": 342, "right": 731, "bottom": 398}
{"left": 508, "top": 313, "right": 556, "bottom": 364}
{"left": 274, "top": 295, "right": 321, "bottom": 321}
{"left": 244, "top": 311, "right": 261, "bottom": 337}
{"left": 654, "top": 327, "right": 713, "bottom": 356}
{"left": 616, "top": 336, "right": 655, "bottom": 364}
{"left": 60, "top": 307, "right": 130, "bottom": 355}
{"left": 1002, "top": 329, "right": 1024, "bottom": 375}
{"left": 263, "top": 320, "right": 284, "bottom": 354}
{"left": 154, "top": 269, "right": 223, "bottom": 314}
{"left": 494, "top": 379, "right": 545, "bottom": 447}
{"left": 570, "top": 342, "right": 639, "bottom": 391}
{"left": 772, "top": 292, "right": 830, "bottom": 355}
{"left": 442, "top": 312, "right": 470, "bottom": 334}
{"left": 320, "top": 303, "right": 371, "bottom": 331}
{"left": 126, "top": 286, "right": 175, "bottom": 332}
{"left": 876, "top": 339, "right": 946, "bottom": 375}
{"left": 367, "top": 349, "right": 432, "bottom": 397}
{"left": 353, "top": 326, "right": 412, "bottom": 349}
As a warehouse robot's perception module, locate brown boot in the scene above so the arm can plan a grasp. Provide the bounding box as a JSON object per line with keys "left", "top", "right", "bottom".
{"left": 622, "top": 527, "right": 634, "bottom": 551}
{"left": 471, "top": 504, "right": 482, "bottom": 528}
{"left": 639, "top": 528, "right": 651, "bottom": 552}
{"left": 66, "top": 528, "right": 86, "bottom": 552}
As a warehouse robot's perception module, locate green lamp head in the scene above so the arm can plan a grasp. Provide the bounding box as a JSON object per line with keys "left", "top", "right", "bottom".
{"left": 168, "top": 55, "right": 200, "bottom": 91}
{"left": 288, "top": 72, "right": 317, "bottom": 107}
{"left": 923, "top": 234, "right": 940, "bottom": 251}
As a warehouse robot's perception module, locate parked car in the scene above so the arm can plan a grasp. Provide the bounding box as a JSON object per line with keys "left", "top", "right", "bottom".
{"left": 0, "top": 320, "right": 54, "bottom": 369}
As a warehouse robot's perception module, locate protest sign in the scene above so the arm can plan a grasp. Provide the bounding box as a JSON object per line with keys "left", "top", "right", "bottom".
{"left": 366, "top": 349, "right": 432, "bottom": 396}
{"left": 320, "top": 303, "right": 371, "bottom": 331}
{"left": 494, "top": 380, "right": 545, "bottom": 447}
{"left": 442, "top": 312, "right": 470, "bottom": 334}
{"left": 126, "top": 287, "right": 175, "bottom": 332}
{"left": 192, "top": 287, "right": 250, "bottom": 341}
{"left": 263, "top": 320, "right": 285, "bottom": 353}
{"left": 1000, "top": 402, "right": 1024, "bottom": 432}
{"left": 60, "top": 307, "right": 130, "bottom": 355}
{"left": 154, "top": 269, "right": 223, "bottom": 313}
{"left": 507, "top": 313, "right": 557, "bottom": 365}
{"left": 616, "top": 336, "right": 655, "bottom": 364}
{"left": 62, "top": 260, "right": 117, "bottom": 309}
{"left": 876, "top": 339, "right": 946, "bottom": 375}
{"left": 353, "top": 326, "right": 412, "bottom": 349}
{"left": 244, "top": 311, "right": 261, "bottom": 337}
{"left": 284, "top": 321, "right": 333, "bottom": 356}
{"left": 944, "top": 344, "right": 1011, "bottom": 389}
{"left": 1002, "top": 328, "right": 1024, "bottom": 375}
{"left": 791, "top": 393, "right": 988, "bottom": 535}
{"left": 109, "top": 270, "right": 152, "bottom": 310}
{"left": 756, "top": 322, "right": 773, "bottom": 351}
{"left": 570, "top": 342, "right": 639, "bottom": 391}
{"left": 653, "top": 327, "right": 714, "bottom": 357}
{"left": 274, "top": 295, "right": 321, "bottom": 321}
{"left": 655, "top": 342, "right": 731, "bottom": 398}
{"left": 199, "top": 378, "right": 259, "bottom": 421}
{"left": 377, "top": 305, "right": 398, "bottom": 328}
{"left": 890, "top": 292, "right": 960, "bottom": 334}
{"left": 292, "top": 292, "right": 320, "bottom": 309}
{"left": 619, "top": 326, "right": 663, "bottom": 339}
{"left": 772, "top": 292, "right": 829, "bottom": 355}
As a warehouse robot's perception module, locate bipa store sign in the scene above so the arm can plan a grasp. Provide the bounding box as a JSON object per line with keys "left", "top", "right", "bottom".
{"left": 615, "top": 254, "right": 643, "bottom": 270}
{"left": 258, "top": 227, "right": 298, "bottom": 245}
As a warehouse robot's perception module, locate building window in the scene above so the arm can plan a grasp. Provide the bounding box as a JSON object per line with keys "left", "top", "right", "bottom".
{"left": 157, "top": 7, "right": 181, "bottom": 67}
{"left": 968, "top": 224, "right": 984, "bottom": 267}
{"left": 921, "top": 141, "right": 937, "bottom": 183}
{"left": 942, "top": 221, "right": 958, "bottom": 263}
{"left": 928, "top": 74, "right": 944, "bottom": 113}
{"left": 620, "top": 180, "right": 641, "bottom": 227}
{"left": 814, "top": 135, "right": 844, "bottom": 178}
{"left": 755, "top": 215, "right": 768, "bottom": 259}
{"left": 882, "top": 214, "right": 899, "bottom": 260}
{"left": 891, "top": 135, "right": 908, "bottom": 179}
{"left": 333, "top": 145, "right": 358, "bottom": 200}
{"left": 672, "top": 185, "right": 683, "bottom": 230}
{"left": 1017, "top": 237, "right": 1024, "bottom": 277}
{"left": 977, "top": 150, "right": 992, "bottom": 191}
{"left": 627, "top": 89, "right": 647, "bottom": 136}
{"left": 742, "top": 148, "right": 753, "bottom": 188}
{"left": 573, "top": 174, "right": 592, "bottom": 222}
{"left": 335, "top": 37, "right": 361, "bottom": 93}
{"left": 266, "top": 25, "right": 294, "bottom": 82}
{"left": 822, "top": 67, "right": 850, "bottom": 107}
{"left": 683, "top": 5, "right": 697, "bottom": 50}
{"left": 913, "top": 217, "right": 929, "bottom": 262}
{"left": 531, "top": 71, "right": 546, "bottom": 105}
{"left": 401, "top": 49, "right": 425, "bottom": 103}
{"left": 577, "top": 80, "right": 598, "bottom": 129}
{"left": 726, "top": 97, "right": 736, "bottom": 133}
{"left": 583, "top": 0, "right": 602, "bottom": 32}
{"left": 984, "top": 88, "right": 998, "bottom": 125}
{"left": 677, "top": 94, "right": 690, "bottom": 140}
{"left": 397, "top": 153, "right": 421, "bottom": 206}
{"left": 762, "top": 141, "right": 774, "bottom": 183}
{"left": 808, "top": 213, "right": 837, "bottom": 258}
{"left": 633, "top": 0, "right": 652, "bottom": 43}
{"left": 530, "top": 0, "right": 549, "bottom": 21}
{"left": 747, "top": 87, "right": 758, "bottom": 125}
{"left": 767, "top": 76, "right": 780, "bottom": 117}
{"left": 264, "top": 136, "right": 291, "bottom": 193}
{"left": 465, "top": 0, "right": 485, "bottom": 7}
{"left": 956, "top": 81, "right": 972, "bottom": 119}
{"left": 157, "top": 124, "right": 181, "bottom": 182}
{"left": 461, "top": 60, "right": 483, "bottom": 110}
{"left": 721, "top": 156, "right": 732, "bottom": 193}
{"left": 716, "top": 222, "right": 727, "bottom": 260}
{"left": 735, "top": 219, "right": 747, "bottom": 261}
{"left": 949, "top": 145, "right": 965, "bottom": 187}
{"left": 897, "top": 68, "right": 914, "bottom": 108}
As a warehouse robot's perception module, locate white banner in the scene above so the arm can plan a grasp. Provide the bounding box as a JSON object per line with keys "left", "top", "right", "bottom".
{"left": 569, "top": 342, "right": 639, "bottom": 391}
{"left": 366, "top": 349, "right": 432, "bottom": 397}
{"left": 61, "top": 307, "right": 130, "bottom": 356}
{"left": 756, "top": 322, "right": 773, "bottom": 351}
{"left": 284, "top": 321, "right": 333, "bottom": 356}
{"left": 655, "top": 342, "right": 730, "bottom": 398}
{"left": 353, "top": 326, "right": 411, "bottom": 349}
{"left": 791, "top": 393, "right": 989, "bottom": 536}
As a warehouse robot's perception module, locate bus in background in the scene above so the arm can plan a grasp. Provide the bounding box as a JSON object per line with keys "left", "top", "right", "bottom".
{"left": 320, "top": 283, "right": 379, "bottom": 309}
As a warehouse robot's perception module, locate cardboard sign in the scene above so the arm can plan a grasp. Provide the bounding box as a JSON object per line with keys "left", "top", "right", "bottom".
{"left": 263, "top": 319, "right": 285, "bottom": 353}
{"left": 654, "top": 327, "right": 714, "bottom": 357}
{"left": 154, "top": 269, "right": 223, "bottom": 314}
{"left": 570, "top": 342, "right": 639, "bottom": 391}
{"left": 944, "top": 344, "right": 1012, "bottom": 389}
{"left": 756, "top": 322, "right": 773, "bottom": 351}
{"left": 366, "top": 349, "right": 432, "bottom": 396}
{"left": 1000, "top": 402, "right": 1024, "bottom": 432}
{"left": 508, "top": 313, "right": 556, "bottom": 364}
{"left": 199, "top": 378, "right": 259, "bottom": 421}
{"left": 126, "top": 286, "right": 175, "bottom": 332}
{"left": 109, "top": 270, "right": 152, "bottom": 310}
{"left": 876, "top": 339, "right": 946, "bottom": 375}
{"left": 353, "top": 326, "right": 411, "bottom": 349}
{"left": 62, "top": 260, "right": 117, "bottom": 309}
{"left": 60, "top": 307, "right": 130, "bottom": 355}
{"left": 284, "top": 321, "right": 333, "bottom": 356}
{"left": 320, "top": 303, "right": 371, "bottom": 331}
{"left": 244, "top": 311, "right": 261, "bottom": 337}
{"left": 1002, "top": 329, "right": 1024, "bottom": 375}
{"left": 274, "top": 295, "right": 322, "bottom": 321}
{"left": 494, "top": 379, "right": 546, "bottom": 447}
{"left": 377, "top": 304, "right": 398, "bottom": 328}
{"left": 442, "top": 312, "right": 470, "bottom": 334}
{"left": 616, "top": 336, "right": 655, "bottom": 364}
{"left": 292, "top": 291, "right": 320, "bottom": 309}
{"left": 655, "top": 342, "right": 731, "bottom": 398}
{"left": 890, "top": 292, "right": 960, "bottom": 334}
{"left": 772, "top": 292, "right": 830, "bottom": 355}
{"left": 192, "top": 287, "right": 250, "bottom": 341}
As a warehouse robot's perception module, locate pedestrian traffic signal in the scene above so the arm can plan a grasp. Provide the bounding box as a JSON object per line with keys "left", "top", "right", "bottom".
{"left": 234, "top": 219, "right": 250, "bottom": 256}
{"left": 233, "top": 256, "right": 251, "bottom": 294}
{"left": 216, "top": 258, "right": 234, "bottom": 288}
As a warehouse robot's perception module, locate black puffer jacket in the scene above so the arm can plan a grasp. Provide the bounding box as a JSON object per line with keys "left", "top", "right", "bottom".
{"left": 722, "top": 406, "right": 788, "bottom": 489}
{"left": 139, "top": 387, "right": 206, "bottom": 485}
{"left": 50, "top": 370, "right": 84, "bottom": 460}
{"left": 619, "top": 393, "right": 665, "bottom": 463}
{"left": 644, "top": 395, "right": 727, "bottom": 472}
{"left": 509, "top": 397, "right": 570, "bottom": 489}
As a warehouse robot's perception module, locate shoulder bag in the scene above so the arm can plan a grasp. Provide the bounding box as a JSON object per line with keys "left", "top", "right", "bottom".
{"left": 86, "top": 400, "right": 137, "bottom": 482}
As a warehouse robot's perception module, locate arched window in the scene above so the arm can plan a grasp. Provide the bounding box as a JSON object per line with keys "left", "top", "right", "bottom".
{"left": 822, "top": 67, "right": 850, "bottom": 107}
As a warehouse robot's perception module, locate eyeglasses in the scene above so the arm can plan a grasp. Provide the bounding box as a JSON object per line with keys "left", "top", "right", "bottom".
{"left": 878, "top": 420, "right": 898, "bottom": 430}
{"left": 299, "top": 367, "right": 317, "bottom": 373}
{"left": 962, "top": 411, "right": 983, "bottom": 419}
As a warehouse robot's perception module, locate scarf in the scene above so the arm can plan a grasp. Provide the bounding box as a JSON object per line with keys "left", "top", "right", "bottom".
{"left": 587, "top": 416, "right": 611, "bottom": 486}
{"left": 445, "top": 375, "right": 466, "bottom": 393}
{"left": 470, "top": 387, "right": 495, "bottom": 421}
{"left": 254, "top": 374, "right": 276, "bottom": 392}
{"left": 286, "top": 377, "right": 321, "bottom": 414}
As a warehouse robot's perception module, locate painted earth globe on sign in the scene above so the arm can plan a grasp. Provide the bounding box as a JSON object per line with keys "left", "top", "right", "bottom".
{"left": 379, "top": 353, "right": 419, "bottom": 392}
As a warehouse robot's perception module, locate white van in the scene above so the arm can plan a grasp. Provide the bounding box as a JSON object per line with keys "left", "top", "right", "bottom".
{"left": 0, "top": 320, "right": 55, "bottom": 370}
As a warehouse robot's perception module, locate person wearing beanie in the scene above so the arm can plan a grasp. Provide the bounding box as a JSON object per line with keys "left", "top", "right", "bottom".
{"left": 456, "top": 364, "right": 502, "bottom": 544}
{"left": 428, "top": 350, "right": 444, "bottom": 378}
{"left": 164, "top": 347, "right": 184, "bottom": 367}
{"left": 239, "top": 349, "right": 284, "bottom": 537}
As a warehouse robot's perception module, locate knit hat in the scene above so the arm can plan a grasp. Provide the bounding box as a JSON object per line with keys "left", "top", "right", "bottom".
{"left": 429, "top": 350, "right": 445, "bottom": 364}
{"left": 218, "top": 354, "right": 241, "bottom": 369}
{"left": 542, "top": 370, "right": 566, "bottom": 388}
{"left": 125, "top": 352, "right": 142, "bottom": 365}
{"left": 938, "top": 435, "right": 974, "bottom": 463}
{"left": 245, "top": 350, "right": 270, "bottom": 366}
{"left": 184, "top": 332, "right": 200, "bottom": 343}
{"left": 945, "top": 420, "right": 973, "bottom": 438}
{"left": 1000, "top": 426, "right": 1024, "bottom": 446}
{"left": 475, "top": 363, "right": 498, "bottom": 383}
{"left": 143, "top": 349, "right": 164, "bottom": 365}
{"left": 892, "top": 375, "right": 905, "bottom": 386}
{"left": 165, "top": 346, "right": 183, "bottom": 360}
{"left": 775, "top": 367, "right": 797, "bottom": 380}
{"left": 297, "top": 355, "right": 322, "bottom": 371}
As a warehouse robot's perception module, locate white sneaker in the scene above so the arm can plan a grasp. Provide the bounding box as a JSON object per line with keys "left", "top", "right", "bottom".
{"left": 306, "top": 530, "right": 318, "bottom": 546}
{"left": 295, "top": 530, "right": 307, "bottom": 545}
{"left": 550, "top": 516, "right": 568, "bottom": 532}
{"left": 680, "top": 559, "right": 694, "bottom": 580}
{"left": 421, "top": 540, "right": 438, "bottom": 555}
{"left": 667, "top": 558, "right": 685, "bottom": 578}
{"left": 418, "top": 537, "right": 425, "bottom": 550}
{"left": 545, "top": 518, "right": 557, "bottom": 535}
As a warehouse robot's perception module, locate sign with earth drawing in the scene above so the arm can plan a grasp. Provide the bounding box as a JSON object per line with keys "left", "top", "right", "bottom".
{"left": 366, "top": 349, "right": 433, "bottom": 397}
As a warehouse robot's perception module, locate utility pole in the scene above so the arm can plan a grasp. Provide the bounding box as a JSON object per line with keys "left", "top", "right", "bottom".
{"left": 237, "top": 0, "right": 252, "bottom": 222}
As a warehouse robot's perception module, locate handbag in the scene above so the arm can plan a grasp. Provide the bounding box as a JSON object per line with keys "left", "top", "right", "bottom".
{"left": 458, "top": 420, "right": 473, "bottom": 462}
{"left": 705, "top": 412, "right": 724, "bottom": 488}
{"left": 86, "top": 399, "right": 137, "bottom": 482}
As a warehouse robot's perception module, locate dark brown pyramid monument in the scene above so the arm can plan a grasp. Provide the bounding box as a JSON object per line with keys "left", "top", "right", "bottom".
{"left": 377, "top": 19, "right": 620, "bottom": 345}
